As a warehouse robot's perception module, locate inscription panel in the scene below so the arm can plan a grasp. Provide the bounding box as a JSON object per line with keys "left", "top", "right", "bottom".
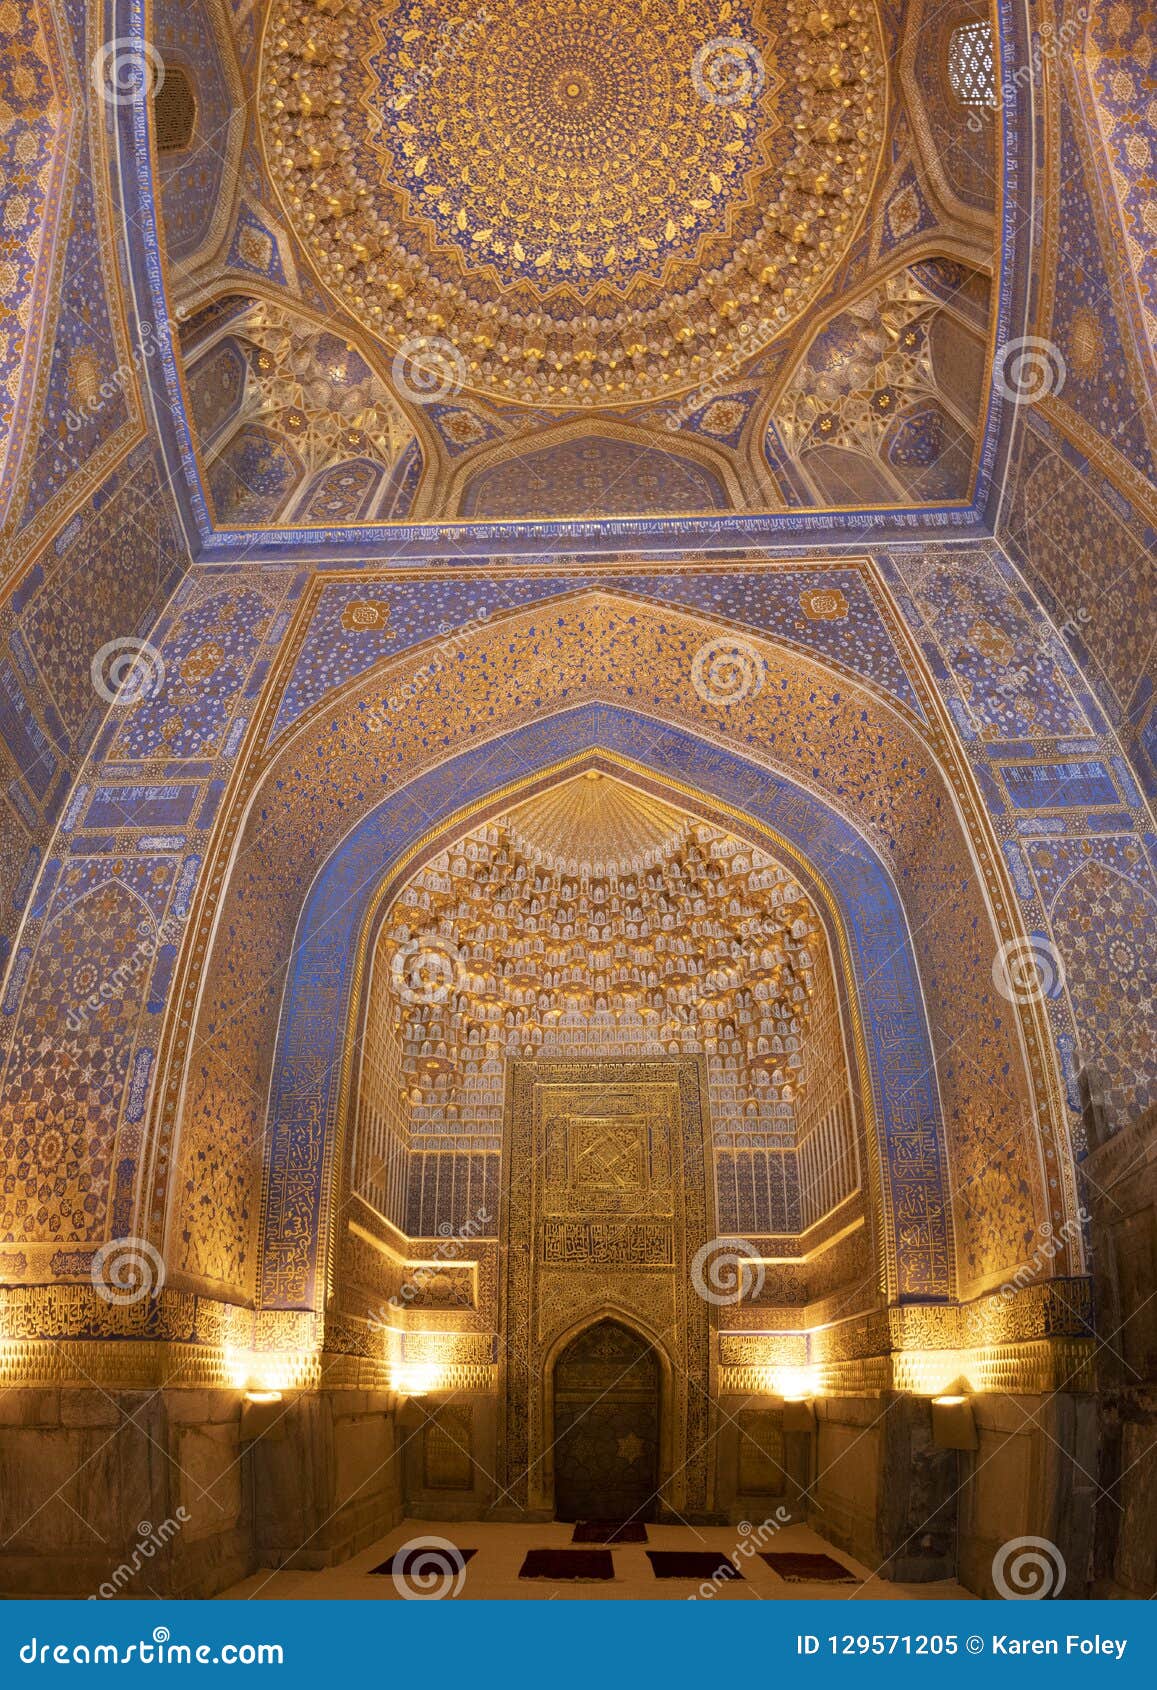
{"left": 541, "top": 1218, "right": 675, "bottom": 1267}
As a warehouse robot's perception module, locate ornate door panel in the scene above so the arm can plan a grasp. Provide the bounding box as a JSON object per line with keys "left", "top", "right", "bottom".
{"left": 553, "top": 1323, "right": 661, "bottom": 1521}
{"left": 499, "top": 1057, "right": 715, "bottom": 1517}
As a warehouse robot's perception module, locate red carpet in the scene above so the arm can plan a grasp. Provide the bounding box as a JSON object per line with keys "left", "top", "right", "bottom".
{"left": 645, "top": 1551, "right": 742, "bottom": 1580}
{"left": 369, "top": 1547, "right": 476, "bottom": 1576}
{"left": 761, "top": 1550, "right": 855, "bottom": 1582}
{"left": 572, "top": 1521, "right": 649, "bottom": 1543}
{"left": 518, "top": 1549, "right": 615, "bottom": 1581}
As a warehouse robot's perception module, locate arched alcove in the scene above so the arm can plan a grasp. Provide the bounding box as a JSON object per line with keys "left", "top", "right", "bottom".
{"left": 257, "top": 736, "right": 937, "bottom": 1322}
{"left": 152, "top": 589, "right": 1074, "bottom": 1349}
{"left": 548, "top": 1318, "right": 663, "bottom": 1523}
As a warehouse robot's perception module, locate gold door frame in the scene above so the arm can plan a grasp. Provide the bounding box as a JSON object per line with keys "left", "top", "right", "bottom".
{"left": 498, "top": 1056, "right": 716, "bottom": 1518}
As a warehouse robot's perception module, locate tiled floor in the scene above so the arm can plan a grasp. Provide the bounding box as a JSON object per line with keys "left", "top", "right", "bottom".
{"left": 222, "top": 1519, "right": 975, "bottom": 1601}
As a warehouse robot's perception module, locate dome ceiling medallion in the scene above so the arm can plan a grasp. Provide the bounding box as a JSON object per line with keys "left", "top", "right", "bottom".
{"left": 260, "top": 0, "right": 886, "bottom": 407}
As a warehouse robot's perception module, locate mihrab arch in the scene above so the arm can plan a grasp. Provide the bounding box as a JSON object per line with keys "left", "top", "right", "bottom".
{"left": 152, "top": 590, "right": 1078, "bottom": 1376}
{"left": 257, "top": 728, "right": 942, "bottom": 1313}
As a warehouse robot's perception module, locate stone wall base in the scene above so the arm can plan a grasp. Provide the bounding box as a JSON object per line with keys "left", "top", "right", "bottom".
{"left": 0, "top": 1378, "right": 1104, "bottom": 1595}
{"left": 810, "top": 1390, "right": 1095, "bottom": 1594}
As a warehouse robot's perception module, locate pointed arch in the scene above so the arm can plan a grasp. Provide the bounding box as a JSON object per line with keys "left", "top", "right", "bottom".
{"left": 255, "top": 726, "right": 946, "bottom": 1313}
{"left": 539, "top": 1306, "right": 677, "bottom": 1517}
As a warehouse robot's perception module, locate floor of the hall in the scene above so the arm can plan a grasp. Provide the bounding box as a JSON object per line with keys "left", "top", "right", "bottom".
{"left": 222, "top": 1517, "right": 975, "bottom": 1600}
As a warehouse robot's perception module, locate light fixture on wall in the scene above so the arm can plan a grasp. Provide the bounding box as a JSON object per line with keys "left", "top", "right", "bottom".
{"left": 392, "top": 1361, "right": 443, "bottom": 1398}
{"left": 225, "top": 1345, "right": 293, "bottom": 1440}
{"left": 239, "top": 1390, "right": 287, "bottom": 1442}
{"left": 762, "top": 1364, "right": 819, "bottom": 1402}
{"left": 783, "top": 1398, "right": 817, "bottom": 1432}
{"left": 897, "top": 1348, "right": 971, "bottom": 1397}
{"left": 930, "top": 1390, "right": 978, "bottom": 1451}
{"left": 224, "top": 1344, "right": 299, "bottom": 1394}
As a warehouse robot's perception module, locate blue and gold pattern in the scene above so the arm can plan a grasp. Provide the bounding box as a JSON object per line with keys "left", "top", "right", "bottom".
{"left": 259, "top": 0, "right": 886, "bottom": 408}
{"left": 0, "top": 0, "right": 70, "bottom": 530}
{"left": 0, "top": 0, "right": 1152, "bottom": 1431}
{"left": 371, "top": 0, "right": 786, "bottom": 294}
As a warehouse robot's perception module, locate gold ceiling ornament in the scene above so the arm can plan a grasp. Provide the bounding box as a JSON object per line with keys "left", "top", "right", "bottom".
{"left": 772, "top": 269, "right": 943, "bottom": 457}
{"left": 504, "top": 771, "right": 691, "bottom": 876}
{"left": 258, "top": 0, "right": 886, "bottom": 407}
{"left": 228, "top": 301, "right": 413, "bottom": 473}
{"left": 375, "top": 798, "right": 827, "bottom": 1124}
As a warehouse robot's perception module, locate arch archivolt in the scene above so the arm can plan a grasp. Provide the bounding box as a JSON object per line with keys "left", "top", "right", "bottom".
{"left": 143, "top": 589, "right": 1072, "bottom": 1352}
{"left": 305, "top": 748, "right": 886, "bottom": 1307}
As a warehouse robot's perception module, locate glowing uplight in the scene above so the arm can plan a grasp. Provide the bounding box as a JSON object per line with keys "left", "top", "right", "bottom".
{"left": 242, "top": 1389, "right": 283, "bottom": 1405}
{"left": 392, "top": 1361, "right": 443, "bottom": 1397}
{"left": 930, "top": 1389, "right": 979, "bottom": 1451}
{"left": 224, "top": 1345, "right": 298, "bottom": 1394}
{"left": 763, "top": 1365, "right": 819, "bottom": 1401}
{"left": 897, "top": 1350, "right": 971, "bottom": 1397}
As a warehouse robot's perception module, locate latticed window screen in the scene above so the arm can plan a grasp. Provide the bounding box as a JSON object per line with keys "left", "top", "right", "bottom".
{"left": 947, "top": 20, "right": 996, "bottom": 107}
{"left": 154, "top": 67, "right": 196, "bottom": 151}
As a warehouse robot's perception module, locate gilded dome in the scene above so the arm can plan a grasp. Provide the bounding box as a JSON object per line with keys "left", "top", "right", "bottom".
{"left": 259, "top": 0, "right": 886, "bottom": 407}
